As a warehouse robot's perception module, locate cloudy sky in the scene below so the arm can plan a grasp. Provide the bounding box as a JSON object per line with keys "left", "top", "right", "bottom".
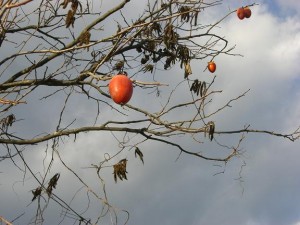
{"left": 0, "top": 0, "right": 300, "bottom": 225}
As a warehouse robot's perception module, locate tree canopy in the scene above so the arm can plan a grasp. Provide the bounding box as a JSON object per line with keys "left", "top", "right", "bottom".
{"left": 0, "top": 0, "right": 299, "bottom": 224}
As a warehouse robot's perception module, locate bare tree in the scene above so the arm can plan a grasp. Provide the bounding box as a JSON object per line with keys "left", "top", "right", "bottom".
{"left": 0, "top": 0, "right": 299, "bottom": 224}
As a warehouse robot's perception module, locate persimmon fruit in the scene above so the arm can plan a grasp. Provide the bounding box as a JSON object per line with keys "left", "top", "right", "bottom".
{"left": 244, "top": 7, "right": 251, "bottom": 18}
{"left": 207, "top": 61, "right": 216, "bottom": 73}
{"left": 109, "top": 74, "right": 133, "bottom": 105}
{"left": 237, "top": 7, "right": 245, "bottom": 20}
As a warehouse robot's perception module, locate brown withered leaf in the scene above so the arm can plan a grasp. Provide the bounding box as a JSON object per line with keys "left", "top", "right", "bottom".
{"left": 78, "top": 31, "right": 91, "bottom": 50}
{"left": 0, "top": 114, "right": 16, "bottom": 130}
{"left": 142, "top": 64, "right": 154, "bottom": 73}
{"left": 46, "top": 173, "right": 60, "bottom": 196}
{"left": 113, "top": 159, "right": 128, "bottom": 183}
{"left": 60, "top": 0, "right": 71, "bottom": 9}
{"left": 61, "top": 0, "right": 82, "bottom": 12}
{"left": 134, "top": 147, "right": 144, "bottom": 164}
{"left": 179, "top": 6, "right": 191, "bottom": 22}
{"left": 190, "top": 79, "right": 207, "bottom": 97}
{"left": 207, "top": 121, "right": 215, "bottom": 141}
{"left": 66, "top": 10, "right": 75, "bottom": 28}
{"left": 113, "top": 61, "right": 124, "bottom": 71}
{"left": 184, "top": 61, "right": 192, "bottom": 78}
{"left": 163, "top": 23, "right": 178, "bottom": 50}
{"left": 31, "top": 186, "right": 42, "bottom": 201}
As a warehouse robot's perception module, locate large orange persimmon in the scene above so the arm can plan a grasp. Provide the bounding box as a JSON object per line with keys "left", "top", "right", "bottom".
{"left": 109, "top": 74, "right": 133, "bottom": 105}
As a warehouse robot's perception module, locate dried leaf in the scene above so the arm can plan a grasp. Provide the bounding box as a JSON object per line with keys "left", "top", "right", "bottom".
{"left": 179, "top": 6, "right": 191, "bottom": 22}
{"left": 190, "top": 80, "right": 207, "bottom": 97}
{"left": 60, "top": 0, "right": 70, "bottom": 9}
{"left": 184, "top": 61, "right": 192, "bottom": 78}
{"left": 134, "top": 147, "right": 144, "bottom": 164}
{"left": 200, "top": 81, "right": 206, "bottom": 97}
{"left": 113, "top": 61, "right": 124, "bottom": 71}
{"left": 78, "top": 31, "right": 91, "bottom": 50}
{"left": 194, "top": 11, "right": 199, "bottom": 26}
{"left": 66, "top": 10, "right": 75, "bottom": 28}
{"left": 113, "top": 159, "right": 128, "bottom": 183}
{"left": 142, "top": 64, "right": 154, "bottom": 73}
{"left": 164, "top": 23, "right": 178, "bottom": 50}
{"left": 46, "top": 173, "right": 60, "bottom": 196}
{"left": 32, "top": 187, "right": 42, "bottom": 201}
{"left": 0, "top": 114, "right": 16, "bottom": 130}
{"left": 207, "top": 121, "right": 215, "bottom": 141}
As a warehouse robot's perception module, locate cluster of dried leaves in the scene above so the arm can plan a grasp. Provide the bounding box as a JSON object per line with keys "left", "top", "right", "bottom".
{"left": 163, "top": 23, "right": 178, "bottom": 51}
{"left": 179, "top": 6, "right": 199, "bottom": 25}
{"left": 177, "top": 45, "right": 192, "bottom": 77}
{"left": 0, "top": 114, "right": 15, "bottom": 130}
{"left": 78, "top": 30, "right": 91, "bottom": 50}
{"left": 31, "top": 173, "right": 60, "bottom": 201}
{"left": 46, "top": 173, "right": 60, "bottom": 196}
{"left": 112, "top": 148, "right": 144, "bottom": 183}
{"left": 113, "top": 159, "right": 128, "bottom": 183}
{"left": 113, "top": 60, "right": 125, "bottom": 72}
{"left": 61, "top": 0, "right": 82, "bottom": 28}
{"left": 133, "top": 18, "right": 195, "bottom": 77}
{"left": 190, "top": 79, "right": 207, "bottom": 97}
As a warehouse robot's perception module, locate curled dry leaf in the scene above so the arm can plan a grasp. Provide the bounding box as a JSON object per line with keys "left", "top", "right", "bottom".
{"left": 66, "top": 10, "right": 75, "bottom": 28}
{"left": 207, "top": 121, "right": 215, "bottom": 141}
{"left": 60, "top": 0, "right": 82, "bottom": 12}
{"left": 142, "top": 64, "right": 154, "bottom": 73}
{"left": 31, "top": 187, "right": 42, "bottom": 201}
{"left": 46, "top": 173, "right": 60, "bottom": 196}
{"left": 60, "top": 0, "right": 71, "bottom": 9}
{"left": 163, "top": 23, "right": 178, "bottom": 51}
{"left": 134, "top": 147, "right": 144, "bottom": 164}
{"left": 113, "top": 159, "right": 128, "bottom": 183}
{"left": 190, "top": 79, "right": 207, "bottom": 97}
{"left": 0, "top": 114, "right": 16, "bottom": 130}
{"left": 184, "top": 61, "right": 192, "bottom": 78}
{"left": 78, "top": 31, "right": 91, "bottom": 50}
{"left": 179, "top": 6, "right": 191, "bottom": 22}
{"left": 113, "top": 61, "right": 124, "bottom": 71}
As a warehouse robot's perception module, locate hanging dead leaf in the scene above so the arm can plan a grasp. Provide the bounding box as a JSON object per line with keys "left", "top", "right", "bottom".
{"left": 31, "top": 187, "right": 42, "bottom": 201}
{"left": 66, "top": 10, "right": 75, "bottom": 28}
{"left": 207, "top": 121, "right": 215, "bottom": 141}
{"left": 0, "top": 114, "right": 16, "bottom": 130}
{"left": 163, "top": 23, "right": 178, "bottom": 50}
{"left": 46, "top": 173, "right": 60, "bottom": 196}
{"left": 190, "top": 80, "right": 207, "bottom": 97}
{"left": 113, "top": 61, "right": 124, "bottom": 71}
{"left": 78, "top": 30, "right": 91, "bottom": 50}
{"left": 113, "top": 159, "right": 128, "bottom": 183}
{"left": 184, "top": 61, "right": 192, "bottom": 78}
{"left": 142, "top": 64, "right": 154, "bottom": 73}
{"left": 134, "top": 147, "right": 144, "bottom": 164}
{"left": 60, "top": 0, "right": 71, "bottom": 9}
{"left": 179, "top": 6, "right": 191, "bottom": 22}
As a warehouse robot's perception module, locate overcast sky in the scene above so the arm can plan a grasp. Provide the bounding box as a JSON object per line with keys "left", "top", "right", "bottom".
{"left": 0, "top": 1, "right": 300, "bottom": 225}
